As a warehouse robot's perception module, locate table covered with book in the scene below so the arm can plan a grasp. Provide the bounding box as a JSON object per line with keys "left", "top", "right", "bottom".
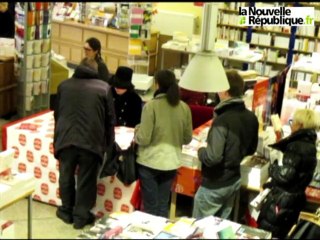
{"left": 76, "top": 210, "right": 272, "bottom": 239}
{"left": 1, "top": 110, "right": 139, "bottom": 217}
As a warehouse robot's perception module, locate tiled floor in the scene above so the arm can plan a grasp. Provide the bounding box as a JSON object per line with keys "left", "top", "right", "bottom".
{"left": 1, "top": 199, "right": 84, "bottom": 239}
{"left": 0, "top": 195, "right": 193, "bottom": 239}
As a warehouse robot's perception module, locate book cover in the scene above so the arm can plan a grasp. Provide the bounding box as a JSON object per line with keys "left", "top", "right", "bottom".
{"left": 305, "top": 186, "right": 320, "bottom": 202}
{"left": 252, "top": 78, "right": 270, "bottom": 126}
{"left": 163, "top": 217, "right": 197, "bottom": 239}
{"left": 154, "top": 231, "right": 180, "bottom": 239}
{"left": 236, "top": 225, "right": 272, "bottom": 239}
{"left": 217, "top": 225, "right": 236, "bottom": 239}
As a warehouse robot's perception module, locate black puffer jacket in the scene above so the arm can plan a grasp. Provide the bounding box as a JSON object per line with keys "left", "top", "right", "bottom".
{"left": 54, "top": 65, "right": 116, "bottom": 161}
{"left": 257, "top": 128, "right": 317, "bottom": 238}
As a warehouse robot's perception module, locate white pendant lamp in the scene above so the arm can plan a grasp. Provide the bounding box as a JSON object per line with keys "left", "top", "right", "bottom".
{"left": 179, "top": 3, "right": 230, "bottom": 92}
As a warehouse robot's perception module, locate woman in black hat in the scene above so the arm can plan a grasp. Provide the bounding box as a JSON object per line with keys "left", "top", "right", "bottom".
{"left": 81, "top": 37, "right": 110, "bottom": 83}
{"left": 110, "top": 66, "right": 143, "bottom": 128}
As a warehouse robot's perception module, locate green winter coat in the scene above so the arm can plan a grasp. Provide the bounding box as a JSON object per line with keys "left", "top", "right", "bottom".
{"left": 134, "top": 93, "right": 193, "bottom": 170}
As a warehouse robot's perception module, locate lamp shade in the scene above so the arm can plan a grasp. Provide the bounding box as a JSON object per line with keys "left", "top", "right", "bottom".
{"left": 178, "top": 2, "right": 230, "bottom": 93}
{"left": 179, "top": 52, "right": 229, "bottom": 92}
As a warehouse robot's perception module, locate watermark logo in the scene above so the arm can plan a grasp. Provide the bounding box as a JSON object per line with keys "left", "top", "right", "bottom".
{"left": 239, "top": 6, "right": 314, "bottom": 26}
{"left": 239, "top": 16, "right": 246, "bottom": 25}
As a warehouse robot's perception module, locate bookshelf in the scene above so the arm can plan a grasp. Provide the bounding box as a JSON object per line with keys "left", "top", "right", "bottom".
{"left": 280, "top": 56, "right": 320, "bottom": 125}
{"left": 217, "top": 3, "right": 248, "bottom": 42}
{"left": 217, "top": 2, "right": 320, "bottom": 75}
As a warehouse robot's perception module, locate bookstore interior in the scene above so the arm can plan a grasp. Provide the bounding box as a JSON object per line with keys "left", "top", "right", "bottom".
{"left": 2, "top": 1, "right": 320, "bottom": 239}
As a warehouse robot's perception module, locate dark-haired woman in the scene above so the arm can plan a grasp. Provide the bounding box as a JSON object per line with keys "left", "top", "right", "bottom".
{"left": 134, "top": 69, "right": 193, "bottom": 217}
{"left": 81, "top": 37, "right": 110, "bottom": 83}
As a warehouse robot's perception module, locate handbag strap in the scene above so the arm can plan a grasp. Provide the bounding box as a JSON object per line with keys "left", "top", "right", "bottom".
{"left": 299, "top": 210, "right": 320, "bottom": 227}
{"left": 289, "top": 221, "right": 311, "bottom": 239}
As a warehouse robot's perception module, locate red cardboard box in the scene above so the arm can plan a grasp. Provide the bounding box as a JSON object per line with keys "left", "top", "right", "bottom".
{"left": 173, "top": 167, "right": 202, "bottom": 197}
{"left": 305, "top": 186, "right": 320, "bottom": 204}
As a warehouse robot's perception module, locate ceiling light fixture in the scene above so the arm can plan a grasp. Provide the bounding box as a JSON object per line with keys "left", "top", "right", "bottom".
{"left": 178, "top": 2, "right": 230, "bottom": 92}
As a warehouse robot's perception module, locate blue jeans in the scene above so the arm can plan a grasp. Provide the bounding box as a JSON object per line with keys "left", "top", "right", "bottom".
{"left": 192, "top": 179, "right": 241, "bottom": 220}
{"left": 138, "top": 164, "right": 176, "bottom": 218}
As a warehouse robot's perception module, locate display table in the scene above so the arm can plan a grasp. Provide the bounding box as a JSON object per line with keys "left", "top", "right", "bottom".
{"left": 1, "top": 111, "right": 138, "bottom": 217}
{"left": 77, "top": 210, "right": 272, "bottom": 239}
{"left": 0, "top": 172, "right": 35, "bottom": 239}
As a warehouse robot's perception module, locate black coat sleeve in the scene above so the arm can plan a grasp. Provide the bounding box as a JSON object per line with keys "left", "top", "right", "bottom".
{"left": 269, "top": 145, "right": 300, "bottom": 187}
{"left": 130, "top": 93, "right": 143, "bottom": 127}
{"left": 105, "top": 90, "right": 116, "bottom": 148}
{"left": 98, "top": 61, "right": 110, "bottom": 83}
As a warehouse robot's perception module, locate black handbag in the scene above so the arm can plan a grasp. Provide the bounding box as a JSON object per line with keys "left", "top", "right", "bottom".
{"left": 116, "top": 141, "right": 138, "bottom": 185}
{"left": 99, "top": 142, "right": 121, "bottom": 179}
{"left": 286, "top": 210, "right": 320, "bottom": 239}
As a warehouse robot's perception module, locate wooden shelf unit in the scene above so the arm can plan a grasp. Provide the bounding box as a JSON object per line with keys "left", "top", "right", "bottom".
{"left": 51, "top": 20, "right": 159, "bottom": 75}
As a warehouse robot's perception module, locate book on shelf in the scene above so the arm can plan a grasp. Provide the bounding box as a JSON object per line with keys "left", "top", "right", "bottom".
{"left": 258, "top": 33, "right": 272, "bottom": 46}
{"left": 267, "top": 50, "right": 278, "bottom": 62}
{"left": 274, "top": 36, "right": 290, "bottom": 49}
{"left": 251, "top": 33, "right": 259, "bottom": 44}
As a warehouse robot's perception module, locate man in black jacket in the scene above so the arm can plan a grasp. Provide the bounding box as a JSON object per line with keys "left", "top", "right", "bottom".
{"left": 192, "top": 70, "right": 259, "bottom": 220}
{"left": 54, "top": 59, "right": 115, "bottom": 229}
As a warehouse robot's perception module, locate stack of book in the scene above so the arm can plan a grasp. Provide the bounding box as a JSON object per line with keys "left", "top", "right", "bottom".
{"left": 77, "top": 211, "right": 272, "bottom": 239}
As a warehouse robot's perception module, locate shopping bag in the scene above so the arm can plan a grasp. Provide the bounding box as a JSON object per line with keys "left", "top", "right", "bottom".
{"left": 117, "top": 141, "right": 138, "bottom": 185}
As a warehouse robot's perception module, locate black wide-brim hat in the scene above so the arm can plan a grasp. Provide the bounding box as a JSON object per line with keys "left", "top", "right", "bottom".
{"left": 110, "top": 66, "right": 135, "bottom": 89}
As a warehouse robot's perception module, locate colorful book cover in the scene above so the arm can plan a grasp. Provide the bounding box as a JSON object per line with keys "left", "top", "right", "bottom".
{"left": 252, "top": 78, "right": 270, "bottom": 125}
{"left": 305, "top": 186, "right": 320, "bottom": 202}
{"left": 236, "top": 225, "right": 272, "bottom": 239}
